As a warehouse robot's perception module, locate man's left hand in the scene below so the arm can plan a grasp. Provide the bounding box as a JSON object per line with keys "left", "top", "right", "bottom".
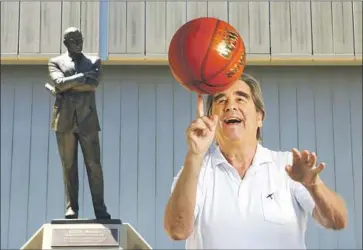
{"left": 285, "top": 148, "right": 325, "bottom": 187}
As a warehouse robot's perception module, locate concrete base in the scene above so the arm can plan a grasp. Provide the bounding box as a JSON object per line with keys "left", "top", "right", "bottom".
{"left": 21, "top": 219, "right": 152, "bottom": 250}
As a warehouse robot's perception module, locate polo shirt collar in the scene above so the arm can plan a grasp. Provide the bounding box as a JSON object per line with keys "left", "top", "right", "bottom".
{"left": 210, "top": 143, "right": 273, "bottom": 167}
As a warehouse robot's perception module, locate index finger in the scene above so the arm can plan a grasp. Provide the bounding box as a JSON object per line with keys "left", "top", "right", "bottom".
{"left": 196, "top": 94, "right": 204, "bottom": 117}
{"left": 292, "top": 148, "right": 301, "bottom": 161}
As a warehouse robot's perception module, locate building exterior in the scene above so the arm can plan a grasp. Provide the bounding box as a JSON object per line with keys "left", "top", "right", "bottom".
{"left": 1, "top": 1, "right": 362, "bottom": 249}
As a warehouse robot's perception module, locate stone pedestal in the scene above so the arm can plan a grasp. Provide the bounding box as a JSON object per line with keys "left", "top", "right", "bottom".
{"left": 21, "top": 219, "right": 152, "bottom": 250}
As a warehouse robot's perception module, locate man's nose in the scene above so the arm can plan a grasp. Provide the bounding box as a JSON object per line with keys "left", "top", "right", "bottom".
{"left": 224, "top": 103, "right": 237, "bottom": 112}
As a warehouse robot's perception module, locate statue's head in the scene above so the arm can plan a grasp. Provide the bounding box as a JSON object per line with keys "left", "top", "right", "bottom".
{"left": 63, "top": 27, "right": 83, "bottom": 54}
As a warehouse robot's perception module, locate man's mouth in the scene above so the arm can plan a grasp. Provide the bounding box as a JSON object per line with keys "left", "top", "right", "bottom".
{"left": 223, "top": 117, "right": 242, "bottom": 125}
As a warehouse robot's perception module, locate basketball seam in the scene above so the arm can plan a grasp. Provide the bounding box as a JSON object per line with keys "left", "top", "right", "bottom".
{"left": 200, "top": 19, "right": 221, "bottom": 83}
{"left": 180, "top": 21, "right": 209, "bottom": 94}
{"left": 181, "top": 23, "right": 196, "bottom": 85}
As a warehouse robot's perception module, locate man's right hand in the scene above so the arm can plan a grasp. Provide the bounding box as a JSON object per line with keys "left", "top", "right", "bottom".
{"left": 84, "top": 69, "right": 99, "bottom": 79}
{"left": 186, "top": 94, "right": 218, "bottom": 157}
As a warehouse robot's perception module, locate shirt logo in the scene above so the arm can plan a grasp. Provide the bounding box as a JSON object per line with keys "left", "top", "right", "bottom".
{"left": 266, "top": 193, "right": 274, "bottom": 200}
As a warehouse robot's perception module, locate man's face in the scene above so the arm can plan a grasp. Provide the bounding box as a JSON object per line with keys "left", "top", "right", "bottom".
{"left": 66, "top": 32, "right": 83, "bottom": 54}
{"left": 211, "top": 80, "right": 263, "bottom": 143}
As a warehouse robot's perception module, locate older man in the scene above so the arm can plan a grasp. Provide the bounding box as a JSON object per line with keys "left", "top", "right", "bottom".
{"left": 164, "top": 73, "right": 347, "bottom": 249}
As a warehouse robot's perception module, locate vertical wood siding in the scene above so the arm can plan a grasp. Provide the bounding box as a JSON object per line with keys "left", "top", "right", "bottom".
{"left": 40, "top": 2, "right": 62, "bottom": 56}
{"left": 311, "top": 2, "right": 334, "bottom": 57}
{"left": 80, "top": 2, "right": 100, "bottom": 55}
{"left": 0, "top": 1, "right": 100, "bottom": 57}
{"left": 1, "top": 65, "right": 361, "bottom": 249}
{"left": 290, "top": 2, "right": 312, "bottom": 56}
{"left": 1, "top": 1, "right": 361, "bottom": 60}
{"left": 270, "top": 2, "right": 292, "bottom": 56}
{"left": 126, "top": 2, "right": 145, "bottom": 56}
{"left": 0, "top": 2, "right": 20, "bottom": 56}
{"left": 353, "top": 1, "right": 362, "bottom": 55}
{"left": 108, "top": 2, "right": 127, "bottom": 55}
{"left": 18, "top": 2, "right": 41, "bottom": 55}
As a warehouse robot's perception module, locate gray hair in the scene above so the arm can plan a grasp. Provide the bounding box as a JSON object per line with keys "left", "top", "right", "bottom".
{"left": 206, "top": 73, "right": 265, "bottom": 141}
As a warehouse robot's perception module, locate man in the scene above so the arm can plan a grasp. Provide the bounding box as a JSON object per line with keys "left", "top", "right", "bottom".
{"left": 47, "top": 27, "right": 111, "bottom": 220}
{"left": 164, "top": 73, "right": 347, "bottom": 249}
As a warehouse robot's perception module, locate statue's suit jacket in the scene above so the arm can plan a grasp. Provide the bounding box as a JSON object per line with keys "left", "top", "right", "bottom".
{"left": 48, "top": 53, "right": 101, "bottom": 133}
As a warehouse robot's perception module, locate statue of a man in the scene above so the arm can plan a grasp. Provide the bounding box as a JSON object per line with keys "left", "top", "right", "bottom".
{"left": 46, "top": 27, "right": 111, "bottom": 220}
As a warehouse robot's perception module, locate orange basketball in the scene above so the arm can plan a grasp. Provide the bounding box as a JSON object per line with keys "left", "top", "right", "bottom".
{"left": 168, "top": 17, "right": 246, "bottom": 95}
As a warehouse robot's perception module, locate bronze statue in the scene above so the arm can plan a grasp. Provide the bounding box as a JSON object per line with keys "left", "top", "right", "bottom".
{"left": 46, "top": 27, "right": 111, "bottom": 220}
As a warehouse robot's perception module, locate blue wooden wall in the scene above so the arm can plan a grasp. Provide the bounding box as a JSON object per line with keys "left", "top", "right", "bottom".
{"left": 1, "top": 65, "right": 361, "bottom": 249}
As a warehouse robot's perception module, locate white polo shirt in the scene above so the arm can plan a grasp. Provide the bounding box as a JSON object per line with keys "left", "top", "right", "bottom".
{"left": 171, "top": 144, "right": 316, "bottom": 249}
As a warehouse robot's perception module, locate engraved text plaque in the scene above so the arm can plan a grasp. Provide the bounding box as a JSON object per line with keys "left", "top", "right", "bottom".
{"left": 51, "top": 228, "right": 119, "bottom": 247}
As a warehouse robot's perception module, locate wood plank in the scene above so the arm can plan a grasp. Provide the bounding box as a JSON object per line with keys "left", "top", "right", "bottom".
{"left": 108, "top": 2, "right": 127, "bottom": 54}
{"left": 126, "top": 2, "right": 145, "bottom": 55}
{"left": 166, "top": 2, "right": 186, "bottom": 52}
{"left": 19, "top": 2, "right": 40, "bottom": 54}
{"left": 331, "top": 71, "right": 357, "bottom": 249}
{"left": 207, "top": 1, "right": 228, "bottom": 22}
{"left": 155, "top": 80, "right": 175, "bottom": 249}
{"left": 0, "top": 82, "right": 15, "bottom": 249}
{"left": 7, "top": 81, "right": 33, "bottom": 248}
{"left": 40, "top": 2, "right": 62, "bottom": 55}
{"left": 332, "top": 2, "right": 354, "bottom": 55}
{"left": 311, "top": 2, "right": 334, "bottom": 57}
{"left": 270, "top": 2, "right": 292, "bottom": 56}
{"left": 101, "top": 77, "right": 122, "bottom": 218}
{"left": 0, "top": 2, "right": 19, "bottom": 56}
{"left": 26, "top": 83, "right": 50, "bottom": 239}
{"left": 347, "top": 70, "right": 363, "bottom": 249}
{"left": 313, "top": 76, "right": 338, "bottom": 249}
{"left": 353, "top": 1, "right": 362, "bottom": 55}
{"left": 228, "top": 2, "right": 250, "bottom": 53}
{"left": 61, "top": 1, "right": 81, "bottom": 53}
{"left": 349, "top": 71, "right": 362, "bottom": 249}
{"left": 146, "top": 2, "right": 166, "bottom": 55}
{"left": 257, "top": 69, "right": 279, "bottom": 149}
{"left": 138, "top": 81, "right": 156, "bottom": 247}
{"left": 80, "top": 2, "right": 100, "bottom": 54}
{"left": 290, "top": 2, "right": 312, "bottom": 56}
{"left": 119, "top": 79, "right": 139, "bottom": 227}
{"left": 277, "top": 71, "right": 297, "bottom": 152}
{"left": 248, "top": 2, "right": 270, "bottom": 57}
{"left": 187, "top": 2, "right": 207, "bottom": 21}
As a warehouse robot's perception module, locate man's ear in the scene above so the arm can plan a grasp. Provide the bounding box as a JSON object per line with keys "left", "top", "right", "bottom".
{"left": 257, "top": 111, "right": 264, "bottom": 127}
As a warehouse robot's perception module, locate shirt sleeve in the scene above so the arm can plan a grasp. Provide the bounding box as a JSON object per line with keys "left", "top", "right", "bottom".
{"left": 170, "top": 166, "right": 205, "bottom": 220}
{"left": 292, "top": 181, "right": 316, "bottom": 215}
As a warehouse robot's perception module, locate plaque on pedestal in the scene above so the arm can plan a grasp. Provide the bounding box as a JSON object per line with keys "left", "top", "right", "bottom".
{"left": 21, "top": 219, "right": 152, "bottom": 250}
{"left": 45, "top": 219, "right": 122, "bottom": 249}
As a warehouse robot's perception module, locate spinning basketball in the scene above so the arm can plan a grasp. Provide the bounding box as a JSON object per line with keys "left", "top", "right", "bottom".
{"left": 168, "top": 17, "right": 246, "bottom": 95}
